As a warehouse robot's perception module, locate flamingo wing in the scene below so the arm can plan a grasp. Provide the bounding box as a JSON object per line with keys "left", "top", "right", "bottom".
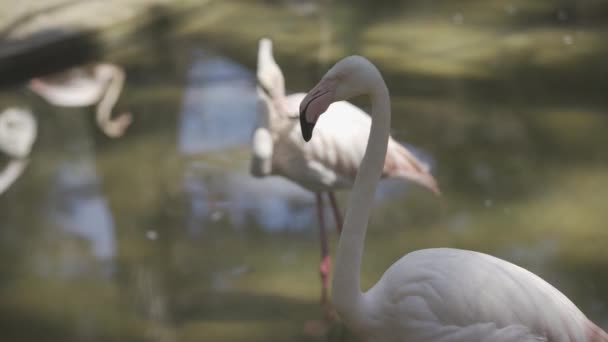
{"left": 30, "top": 76, "right": 106, "bottom": 106}
{"left": 364, "top": 248, "right": 594, "bottom": 342}
{"left": 384, "top": 139, "right": 439, "bottom": 194}
{"left": 277, "top": 97, "right": 437, "bottom": 193}
{"left": 29, "top": 65, "right": 115, "bottom": 107}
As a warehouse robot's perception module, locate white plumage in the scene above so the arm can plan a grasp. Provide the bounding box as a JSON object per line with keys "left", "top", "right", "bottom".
{"left": 362, "top": 248, "right": 598, "bottom": 341}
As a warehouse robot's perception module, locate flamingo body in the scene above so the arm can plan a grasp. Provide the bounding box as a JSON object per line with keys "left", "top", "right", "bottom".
{"left": 29, "top": 64, "right": 117, "bottom": 106}
{"left": 268, "top": 94, "right": 435, "bottom": 192}
{"left": 362, "top": 248, "right": 603, "bottom": 342}
{"left": 252, "top": 38, "right": 437, "bottom": 194}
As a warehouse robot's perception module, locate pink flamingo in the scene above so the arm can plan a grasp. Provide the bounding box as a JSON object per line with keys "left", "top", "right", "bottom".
{"left": 299, "top": 55, "right": 608, "bottom": 341}
{"left": 28, "top": 63, "right": 132, "bottom": 138}
{"left": 251, "top": 39, "right": 439, "bottom": 312}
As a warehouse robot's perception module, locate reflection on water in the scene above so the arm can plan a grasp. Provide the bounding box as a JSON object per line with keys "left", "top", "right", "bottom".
{"left": 46, "top": 151, "right": 115, "bottom": 260}
{"left": 178, "top": 50, "right": 256, "bottom": 155}
{"left": 1, "top": 0, "right": 608, "bottom": 341}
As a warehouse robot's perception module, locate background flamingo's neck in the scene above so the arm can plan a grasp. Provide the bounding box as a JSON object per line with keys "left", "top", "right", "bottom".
{"left": 332, "top": 68, "right": 390, "bottom": 328}
{"left": 257, "top": 40, "right": 286, "bottom": 101}
{"left": 95, "top": 65, "right": 124, "bottom": 126}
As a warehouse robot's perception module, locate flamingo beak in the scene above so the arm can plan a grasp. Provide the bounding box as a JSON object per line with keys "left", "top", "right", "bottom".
{"left": 300, "top": 110, "right": 315, "bottom": 142}
{"left": 299, "top": 87, "right": 333, "bottom": 142}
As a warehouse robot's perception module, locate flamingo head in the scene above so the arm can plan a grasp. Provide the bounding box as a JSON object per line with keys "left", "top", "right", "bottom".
{"left": 299, "top": 80, "right": 334, "bottom": 142}
{"left": 299, "top": 56, "right": 379, "bottom": 141}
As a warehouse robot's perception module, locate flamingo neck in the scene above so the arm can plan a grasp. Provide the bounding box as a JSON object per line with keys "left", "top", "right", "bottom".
{"left": 95, "top": 65, "right": 123, "bottom": 126}
{"left": 332, "top": 73, "right": 390, "bottom": 328}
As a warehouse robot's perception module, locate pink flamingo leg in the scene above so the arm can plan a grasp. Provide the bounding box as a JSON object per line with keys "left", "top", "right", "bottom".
{"left": 328, "top": 191, "right": 343, "bottom": 235}
{"left": 315, "top": 192, "right": 331, "bottom": 307}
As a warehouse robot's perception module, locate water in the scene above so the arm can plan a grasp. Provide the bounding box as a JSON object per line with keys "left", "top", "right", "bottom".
{"left": 1, "top": 1, "right": 608, "bottom": 341}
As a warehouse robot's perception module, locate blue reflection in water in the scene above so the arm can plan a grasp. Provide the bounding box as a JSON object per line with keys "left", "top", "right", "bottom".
{"left": 178, "top": 50, "right": 257, "bottom": 154}
{"left": 182, "top": 164, "right": 215, "bottom": 236}
{"left": 221, "top": 173, "right": 315, "bottom": 231}
{"left": 46, "top": 142, "right": 115, "bottom": 261}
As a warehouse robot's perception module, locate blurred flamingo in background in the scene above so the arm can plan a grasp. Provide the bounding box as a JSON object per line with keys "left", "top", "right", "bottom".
{"left": 0, "top": 107, "right": 37, "bottom": 194}
{"left": 299, "top": 55, "right": 608, "bottom": 342}
{"left": 250, "top": 38, "right": 439, "bottom": 313}
{"left": 28, "top": 63, "right": 132, "bottom": 138}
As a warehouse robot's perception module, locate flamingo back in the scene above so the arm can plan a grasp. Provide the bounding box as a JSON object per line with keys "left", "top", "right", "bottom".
{"left": 362, "top": 248, "right": 603, "bottom": 342}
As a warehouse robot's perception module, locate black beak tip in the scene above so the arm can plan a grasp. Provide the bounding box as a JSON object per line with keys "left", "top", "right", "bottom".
{"left": 299, "top": 111, "right": 314, "bottom": 142}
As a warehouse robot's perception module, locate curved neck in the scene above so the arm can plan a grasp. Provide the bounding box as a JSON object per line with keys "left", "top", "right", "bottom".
{"left": 332, "top": 76, "right": 390, "bottom": 327}
{"left": 96, "top": 65, "right": 124, "bottom": 127}
{"left": 258, "top": 40, "right": 286, "bottom": 101}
